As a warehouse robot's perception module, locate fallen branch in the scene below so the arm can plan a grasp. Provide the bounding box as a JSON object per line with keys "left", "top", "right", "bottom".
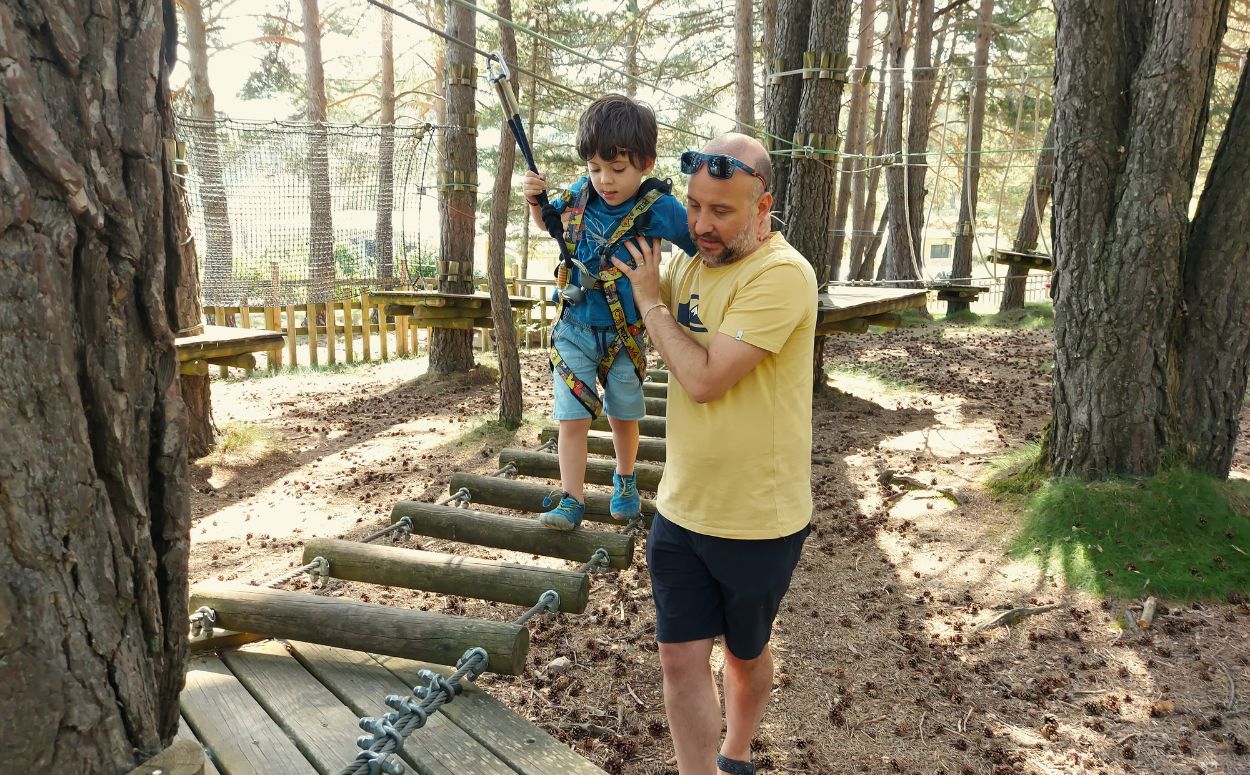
{"left": 974, "top": 603, "right": 1062, "bottom": 633}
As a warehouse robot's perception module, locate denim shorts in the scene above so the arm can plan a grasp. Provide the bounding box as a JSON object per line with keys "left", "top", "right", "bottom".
{"left": 550, "top": 317, "right": 646, "bottom": 421}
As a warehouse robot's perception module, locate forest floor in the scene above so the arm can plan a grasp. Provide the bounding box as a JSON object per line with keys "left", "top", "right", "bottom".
{"left": 188, "top": 317, "right": 1250, "bottom": 775}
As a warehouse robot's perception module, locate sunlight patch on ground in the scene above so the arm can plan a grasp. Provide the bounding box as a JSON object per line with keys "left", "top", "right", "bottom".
{"left": 877, "top": 421, "right": 1000, "bottom": 458}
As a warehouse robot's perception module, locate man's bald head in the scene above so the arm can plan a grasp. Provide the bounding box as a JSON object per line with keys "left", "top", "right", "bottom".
{"left": 702, "top": 132, "right": 773, "bottom": 196}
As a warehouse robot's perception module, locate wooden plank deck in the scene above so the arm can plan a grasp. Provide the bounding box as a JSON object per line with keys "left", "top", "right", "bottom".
{"left": 375, "top": 653, "right": 608, "bottom": 775}
{"left": 179, "top": 640, "right": 607, "bottom": 775}
{"left": 818, "top": 286, "right": 929, "bottom": 323}
{"left": 175, "top": 325, "right": 285, "bottom": 363}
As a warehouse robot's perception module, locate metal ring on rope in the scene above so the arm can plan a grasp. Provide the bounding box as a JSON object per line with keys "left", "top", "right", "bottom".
{"left": 189, "top": 606, "right": 217, "bottom": 638}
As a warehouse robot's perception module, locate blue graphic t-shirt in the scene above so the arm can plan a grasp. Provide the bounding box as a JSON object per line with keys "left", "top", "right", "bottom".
{"left": 553, "top": 176, "right": 697, "bottom": 327}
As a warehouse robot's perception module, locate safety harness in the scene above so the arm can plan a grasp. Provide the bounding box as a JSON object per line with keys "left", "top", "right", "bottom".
{"left": 549, "top": 178, "right": 669, "bottom": 418}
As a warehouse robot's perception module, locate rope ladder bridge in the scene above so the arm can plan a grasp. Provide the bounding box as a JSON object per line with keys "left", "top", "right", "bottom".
{"left": 172, "top": 431, "right": 657, "bottom": 775}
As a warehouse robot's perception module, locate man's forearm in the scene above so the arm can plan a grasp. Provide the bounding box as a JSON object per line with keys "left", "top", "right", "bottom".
{"left": 644, "top": 305, "right": 714, "bottom": 400}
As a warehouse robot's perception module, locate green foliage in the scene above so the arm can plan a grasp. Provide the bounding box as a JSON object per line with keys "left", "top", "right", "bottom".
{"left": 1004, "top": 466, "right": 1250, "bottom": 600}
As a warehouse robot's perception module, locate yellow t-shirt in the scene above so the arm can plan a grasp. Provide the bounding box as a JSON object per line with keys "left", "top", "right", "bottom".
{"left": 657, "top": 232, "right": 817, "bottom": 539}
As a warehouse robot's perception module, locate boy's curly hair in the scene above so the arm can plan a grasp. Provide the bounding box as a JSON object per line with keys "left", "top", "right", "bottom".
{"left": 575, "top": 94, "right": 658, "bottom": 170}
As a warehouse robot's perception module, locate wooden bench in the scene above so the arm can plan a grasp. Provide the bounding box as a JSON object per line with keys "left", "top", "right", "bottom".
{"left": 180, "top": 639, "right": 607, "bottom": 775}
{"left": 816, "top": 286, "right": 929, "bottom": 335}
{"left": 930, "top": 283, "right": 990, "bottom": 303}
{"left": 990, "top": 248, "right": 1053, "bottom": 271}
{"left": 175, "top": 325, "right": 285, "bottom": 376}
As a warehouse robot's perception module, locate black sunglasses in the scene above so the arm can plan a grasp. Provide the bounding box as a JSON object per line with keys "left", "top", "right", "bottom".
{"left": 679, "top": 151, "right": 769, "bottom": 191}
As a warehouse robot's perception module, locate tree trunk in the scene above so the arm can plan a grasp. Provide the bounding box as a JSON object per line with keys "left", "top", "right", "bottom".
{"left": 624, "top": 0, "right": 641, "bottom": 99}
{"left": 488, "top": 0, "right": 524, "bottom": 426}
{"left": 302, "top": 0, "right": 335, "bottom": 305}
{"left": 1000, "top": 119, "right": 1055, "bottom": 311}
{"left": 1049, "top": 0, "right": 1227, "bottom": 477}
{"left": 947, "top": 0, "right": 994, "bottom": 313}
{"left": 784, "top": 0, "right": 852, "bottom": 285}
{"left": 782, "top": 0, "right": 853, "bottom": 389}
{"left": 430, "top": 0, "right": 477, "bottom": 373}
{"left": 766, "top": 0, "right": 813, "bottom": 221}
{"left": 734, "top": 0, "right": 756, "bottom": 134}
{"left": 0, "top": 2, "right": 191, "bottom": 771}
{"left": 1175, "top": 48, "right": 1250, "bottom": 476}
{"left": 175, "top": 0, "right": 216, "bottom": 457}
{"left": 762, "top": 0, "right": 777, "bottom": 91}
{"left": 180, "top": 0, "right": 232, "bottom": 307}
{"left": 880, "top": 0, "right": 919, "bottom": 286}
{"left": 376, "top": 2, "right": 396, "bottom": 287}
{"left": 848, "top": 44, "right": 889, "bottom": 281}
{"left": 831, "top": 0, "right": 875, "bottom": 281}
{"left": 903, "top": 0, "right": 936, "bottom": 285}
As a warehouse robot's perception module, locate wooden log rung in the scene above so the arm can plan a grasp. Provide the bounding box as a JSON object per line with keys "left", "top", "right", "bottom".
{"left": 500, "top": 448, "right": 663, "bottom": 492}
{"left": 302, "top": 538, "right": 590, "bottom": 613}
{"left": 538, "top": 427, "right": 666, "bottom": 463}
{"left": 390, "top": 500, "right": 634, "bottom": 569}
{"left": 449, "top": 472, "right": 656, "bottom": 526}
{"left": 188, "top": 582, "right": 529, "bottom": 675}
{"left": 590, "top": 414, "right": 666, "bottom": 438}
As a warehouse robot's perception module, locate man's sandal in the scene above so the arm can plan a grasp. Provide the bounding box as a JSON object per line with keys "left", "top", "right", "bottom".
{"left": 716, "top": 754, "right": 756, "bottom": 775}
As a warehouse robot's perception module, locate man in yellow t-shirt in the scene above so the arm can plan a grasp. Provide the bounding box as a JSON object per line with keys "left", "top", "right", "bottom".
{"left": 612, "top": 132, "right": 816, "bottom": 775}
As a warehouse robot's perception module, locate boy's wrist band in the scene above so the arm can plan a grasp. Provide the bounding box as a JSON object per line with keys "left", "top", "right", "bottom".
{"left": 642, "top": 302, "right": 667, "bottom": 322}
{"left": 526, "top": 197, "right": 539, "bottom": 206}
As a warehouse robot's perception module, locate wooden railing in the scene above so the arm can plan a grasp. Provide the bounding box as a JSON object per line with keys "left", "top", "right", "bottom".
{"left": 202, "top": 277, "right": 561, "bottom": 375}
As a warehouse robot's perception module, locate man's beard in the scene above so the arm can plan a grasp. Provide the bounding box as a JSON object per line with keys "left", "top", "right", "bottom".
{"left": 693, "top": 220, "right": 758, "bottom": 267}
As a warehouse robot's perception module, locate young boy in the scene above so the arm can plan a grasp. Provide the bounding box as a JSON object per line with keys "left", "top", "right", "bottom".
{"left": 522, "top": 94, "right": 697, "bottom": 531}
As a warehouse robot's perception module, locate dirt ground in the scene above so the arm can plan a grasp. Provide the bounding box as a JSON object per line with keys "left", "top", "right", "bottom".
{"left": 190, "top": 322, "right": 1250, "bottom": 775}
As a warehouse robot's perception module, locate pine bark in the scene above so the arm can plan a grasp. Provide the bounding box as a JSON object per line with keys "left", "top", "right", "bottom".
{"left": 947, "top": 0, "right": 994, "bottom": 312}
{"left": 880, "top": 0, "right": 919, "bottom": 286}
{"left": 1175, "top": 44, "right": 1250, "bottom": 476}
{"left": 488, "top": 0, "right": 524, "bottom": 426}
{"left": 831, "top": 0, "right": 876, "bottom": 281}
{"left": 1000, "top": 120, "right": 1055, "bottom": 311}
{"left": 430, "top": 0, "right": 477, "bottom": 372}
{"left": 376, "top": 2, "right": 396, "bottom": 287}
{"left": 903, "top": 0, "right": 936, "bottom": 284}
{"left": 766, "top": 0, "right": 813, "bottom": 220}
{"left": 1049, "top": 0, "right": 1228, "bottom": 477}
{"left": 181, "top": 0, "right": 232, "bottom": 306}
{"left": 848, "top": 45, "right": 889, "bottom": 281}
{"left": 302, "top": 0, "right": 335, "bottom": 304}
{"left": 734, "top": 0, "right": 756, "bottom": 134}
{"left": 0, "top": 1, "right": 191, "bottom": 771}
{"left": 783, "top": 0, "right": 853, "bottom": 285}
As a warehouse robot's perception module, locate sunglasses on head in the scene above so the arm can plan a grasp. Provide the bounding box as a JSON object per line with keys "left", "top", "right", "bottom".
{"left": 679, "top": 150, "right": 769, "bottom": 191}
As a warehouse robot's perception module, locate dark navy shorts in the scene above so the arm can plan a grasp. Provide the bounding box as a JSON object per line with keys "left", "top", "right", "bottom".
{"left": 647, "top": 513, "right": 810, "bottom": 660}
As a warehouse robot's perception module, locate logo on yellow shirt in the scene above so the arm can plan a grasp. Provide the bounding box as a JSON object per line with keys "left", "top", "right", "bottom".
{"left": 676, "top": 294, "right": 707, "bottom": 332}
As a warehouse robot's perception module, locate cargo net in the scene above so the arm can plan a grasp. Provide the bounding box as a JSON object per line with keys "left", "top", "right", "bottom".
{"left": 176, "top": 116, "right": 443, "bottom": 306}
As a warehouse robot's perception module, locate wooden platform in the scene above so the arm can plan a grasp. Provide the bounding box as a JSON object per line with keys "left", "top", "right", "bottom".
{"left": 180, "top": 639, "right": 607, "bottom": 775}
{"left": 368, "top": 291, "right": 537, "bottom": 331}
{"left": 175, "top": 325, "right": 286, "bottom": 375}
{"left": 931, "top": 283, "right": 990, "bottom": 303}
{"left": 817, "top": 287, "right": 928, "bottom": 335}
{"left": 990, "top": 248, "right": 1053, "bottom": 271}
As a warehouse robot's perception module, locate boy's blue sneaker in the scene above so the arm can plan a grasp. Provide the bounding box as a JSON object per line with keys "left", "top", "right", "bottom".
{"left": 611, "top": 472, "right": 641, "bottom": 522}
{"left": 539, "top": 492, "right": 585, "bottom": 531}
